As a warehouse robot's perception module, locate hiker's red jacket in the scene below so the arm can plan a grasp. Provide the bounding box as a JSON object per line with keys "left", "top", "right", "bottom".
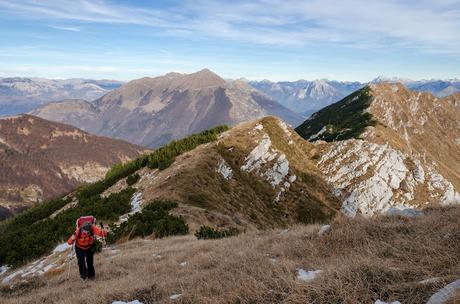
{"left": 67, "top": 225, "right": 107, "bottom": 250}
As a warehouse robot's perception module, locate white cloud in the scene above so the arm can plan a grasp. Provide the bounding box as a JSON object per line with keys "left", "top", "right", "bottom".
{"left": 0, "top": 0, "right": 458, "bottom": 54}
{"left": 49, "top": 26, "right": 81, "bottom": 32}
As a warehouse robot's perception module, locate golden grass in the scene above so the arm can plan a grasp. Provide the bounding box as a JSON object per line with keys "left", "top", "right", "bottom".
{"left": 2, "top": 206, "right": 460, "bottom": 303}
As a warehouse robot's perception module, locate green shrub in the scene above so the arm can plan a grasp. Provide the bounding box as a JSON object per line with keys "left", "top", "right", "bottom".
{"left": 195, "top": 225, "right": 240, "bottom": 240}
{"left": 0, "top": 197, "right": 71, "bottom": 234}
{"left": 0, "top": 125, "right": 228, "bottom": 267}
{"left": 0, "top": 188, "right": 135, "bottom": 267}
{"left": 126, "top": 173, "right": 140, "bottom": 186}
{"left": 93, "top": 239, "right": 103, "bottom": 253}
{"left": 295, "top": 86, "right": 377, "bottom": 142}
{"left": 78, "top": 125, "right": 228, "bottom": 199}
{"left": 107, "top": 199, "right": 188, "bottom": 243}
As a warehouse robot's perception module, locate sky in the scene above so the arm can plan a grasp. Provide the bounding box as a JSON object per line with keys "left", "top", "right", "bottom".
{"left": 0, "top": 0, "right": 459, "bottom": 82}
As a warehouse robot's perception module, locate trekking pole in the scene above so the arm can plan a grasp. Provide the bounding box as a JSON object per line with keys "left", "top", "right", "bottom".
{"left": 65, "top": 243, "right": 74, "bottom": 283}
{"left": 100, "top": 222, "right": 106, "bottom": 248}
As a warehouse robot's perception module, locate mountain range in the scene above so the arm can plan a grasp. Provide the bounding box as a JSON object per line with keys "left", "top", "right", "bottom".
{"left": 0, "top": 114, "right": 144, "bottom": 220}
{"left": 1, "top": 82, "right": 460, "bottom": 303}
{"left": 0, "top": 77, "right": 123, "bottom": 116}
{"left": 31, "top": 69, "right": 303, "bottom": 147}
{"left": 296, "top": 83, "right": 460, "bottom": 215}
{"left": 250, "top": 77, "right": 460, "bottom": 117}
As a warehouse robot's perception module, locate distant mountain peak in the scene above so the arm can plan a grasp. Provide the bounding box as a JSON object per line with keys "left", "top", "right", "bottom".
{"left": 32, "top": 70, "right": 302, "bottom": 148}
{"left": 186, "top": 68, "right": 226, "bottom": 88}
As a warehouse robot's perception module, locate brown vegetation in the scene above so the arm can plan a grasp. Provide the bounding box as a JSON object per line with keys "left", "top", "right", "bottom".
{"left": 0, "top": 114, "right": 145, "bottom": 219}
{"left": 2, "top": 206, "right": 459, "bottom": 303}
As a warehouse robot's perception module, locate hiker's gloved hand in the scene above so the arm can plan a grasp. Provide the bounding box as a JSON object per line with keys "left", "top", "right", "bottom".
{"left": 67, "top": 234, "right": 76, "bottom": 245}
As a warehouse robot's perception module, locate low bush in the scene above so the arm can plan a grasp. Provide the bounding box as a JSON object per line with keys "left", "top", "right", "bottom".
{"left": 107, "top": 199, "right": 188, "bottom": 243}
{"left": 0, "top": 188, "right": 135, "bottom": 267}
{"left": 126, "top": 173, "right": 140, "bottom": 186}
{"left": 78, "top": 125, "right": 228, "bottom": 199}
{"left": 195, "top": 225, "right": 240, "bottom": 240}
{"left": 0, "top": 125, "right": 228, "bottom": 267}
{"left": 295, "top": 86, "right": 377, "bottom": 141}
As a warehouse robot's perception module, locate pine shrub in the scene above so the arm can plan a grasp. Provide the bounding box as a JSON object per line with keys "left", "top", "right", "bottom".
{"left": 107, "top": 199, "right": 188, "bottom": 243}
{"left": 126, "top": 173, "right": 140, "bottom": 185}
{"left": 195, "top": 225, "right": 240, "bottom": 240}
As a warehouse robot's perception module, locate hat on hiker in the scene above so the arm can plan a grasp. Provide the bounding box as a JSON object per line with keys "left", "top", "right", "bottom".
{"left": 81, "top": 221, "right": 92, "bottom": 233}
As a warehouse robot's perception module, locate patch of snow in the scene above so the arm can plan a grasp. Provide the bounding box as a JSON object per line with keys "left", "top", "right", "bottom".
{"left": 419, "top": 277, "right": 441, "bottom": 285}
{"left": 391, "top": 84, "right": 399, "bottom": 92}
{"left": 43, "top": 264, "right": 55, "bottom": 273}
{"left": 130, "top": 192, "right": 143, "bottom": 215}
{"left": 53, "top": 242, "right": 71, "bottom": 253}
{"left": 318, "top": 225, "right": 331, "bottom": 235}
{"left": 2, "top": 269, "right": 24, "bottom": 284}
{"left": 297, "top": 269, "right": 322, "bottom": 282}
{"left": 217, "top": 159, "right": 233, "bottom": 180}
{"left": 0, "top": 265, "right": 9, "bottom": 276}
{"left": 120, "top": 192, "right": 144, "bottom": 223}
{"left": 386, "top": 207, "right": 425, "bottom": 218}
{"left": 375, "top": 300, "right": 401, "bottom": 304}
{"left": 288, "top": 175, "right": 297, "bottom": 183}
{"left": 308, "top": 126, "right": 327, "bottom": 141}
{"left": 179, "top": 262, "right": 187, "bottom": 267}
{"left": 426, "top": 279, "right": 460, "bottom": 304}
{"left": 279, "top": 229, "right": 289, "bottom": 235}
{"left": 107, "top": 249, "right": 120, "bottom": 255}
{"left": 169, "top": 294, "right": 182, "bottom": 300}
{"left": 112, "top": 301, "right": 143, "bottom": 304}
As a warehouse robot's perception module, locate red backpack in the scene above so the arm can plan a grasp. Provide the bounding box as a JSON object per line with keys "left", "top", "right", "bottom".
{"left": 75, "top": 215, "right": 96, "bottom": 238}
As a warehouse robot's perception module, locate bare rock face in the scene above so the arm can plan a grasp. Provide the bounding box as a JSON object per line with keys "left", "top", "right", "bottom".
{"left": 31, "top": 69, "right": 303, "bottom": 148}
{"left": 0, "top": 115, "right": 145, "bottom": 219}
{"left": 98, "top": 116, "right": 339, "bottom": 231}
{"left": 296, "top": 83, "right": 460, "bottom": 216}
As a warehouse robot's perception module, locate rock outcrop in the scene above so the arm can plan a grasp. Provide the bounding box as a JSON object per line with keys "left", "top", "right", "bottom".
{"left": 296, "top": 83, "right": 460, "bottom": 216}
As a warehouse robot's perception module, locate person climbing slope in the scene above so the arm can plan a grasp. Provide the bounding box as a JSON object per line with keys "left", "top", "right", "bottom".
{"left": 67, "top": 216, "right": 107, "bottom": 280}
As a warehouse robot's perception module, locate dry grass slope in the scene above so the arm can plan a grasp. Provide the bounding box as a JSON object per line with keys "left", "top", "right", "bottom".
{"left": 2, "top": 206, "right": 460, "bottom": 304}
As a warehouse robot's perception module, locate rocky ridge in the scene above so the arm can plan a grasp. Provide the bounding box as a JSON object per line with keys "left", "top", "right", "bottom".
{"left": 296, "top": 83, "right": 460, "bottom": 216}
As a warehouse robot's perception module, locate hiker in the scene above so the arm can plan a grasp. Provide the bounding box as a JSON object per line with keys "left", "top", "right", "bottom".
{"left": 67, "top": 216, "right": 107, "bottom": 280}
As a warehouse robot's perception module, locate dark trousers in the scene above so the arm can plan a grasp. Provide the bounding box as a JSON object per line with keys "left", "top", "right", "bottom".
{"left": 75, "top": 245, "right": 95, "bottom": 280}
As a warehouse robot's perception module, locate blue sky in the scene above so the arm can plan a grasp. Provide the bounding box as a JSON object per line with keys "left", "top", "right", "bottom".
{"left": 0, "top": 0, "right": 459, "bottom": 82}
